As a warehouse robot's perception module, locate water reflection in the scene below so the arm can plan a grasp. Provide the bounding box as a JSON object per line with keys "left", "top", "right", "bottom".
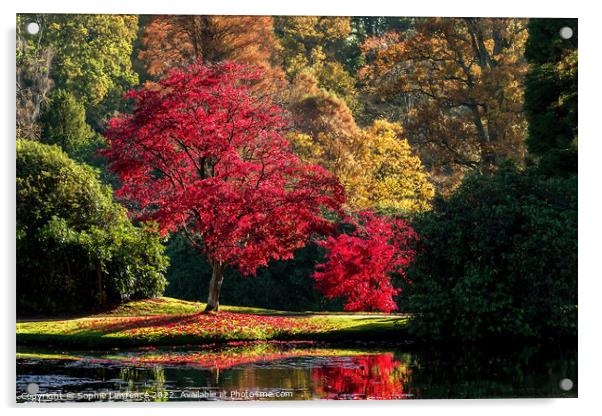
{"left": 16, "top": 341, "right": 576, "bottom": 401}
{"left": 118, "top": 367, "right": 168, "bottom": 401}
{"left": 404, "top": 344, "right": 577, "bottom": 399}
{"left": 313, "top": 354, "right": 410, "bottom": 399}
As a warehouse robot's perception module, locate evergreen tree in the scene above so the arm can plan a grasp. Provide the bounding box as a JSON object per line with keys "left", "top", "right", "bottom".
{"left": 524, "top": 18, "right": 578, "bottom": 176}
{"left": 39, "top": 89, "right": 102, "bottom": 163}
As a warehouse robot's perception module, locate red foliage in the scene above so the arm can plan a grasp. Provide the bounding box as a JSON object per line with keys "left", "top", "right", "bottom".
{"left": 312, "top": 353, "right": 409, "bottom": 399}
{"left": 80, "top": 312, "right": 326, "bottom": 340}
{"left": 104, "top": 62, "right": 345, "bottom": 275}
{"left": 313, "top": 212, "right": 418, "bottom": 312}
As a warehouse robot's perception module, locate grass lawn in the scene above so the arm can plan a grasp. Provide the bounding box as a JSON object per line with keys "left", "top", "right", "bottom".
{"left": 17, "top": 297, "right": 409, "bottom": 348}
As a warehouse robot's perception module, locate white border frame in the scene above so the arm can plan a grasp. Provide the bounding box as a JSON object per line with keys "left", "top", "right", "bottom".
{"left": 2, "top": 1, "right": 599, "bottom": 415}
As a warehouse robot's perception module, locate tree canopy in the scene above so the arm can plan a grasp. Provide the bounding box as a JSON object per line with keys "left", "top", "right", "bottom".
{"left": 404, "top": 165, "right": 577, "bottom": 340}
{"left": 42, "top": 14, "right": 139, "bottom": 107}
{"left": 289, "top": 72, "right": 433, "bottom": 213}
{"left": 38, "top": 89, "right": 103, "bottom": 163}
{"left": 360, "top": 18, "right": 528, "bottom": 191}
{"left": 314, "top": 212, "right": 418, "bottom": 312}
{"left": 138, "top": 15, "right": 285, "bottom": 94}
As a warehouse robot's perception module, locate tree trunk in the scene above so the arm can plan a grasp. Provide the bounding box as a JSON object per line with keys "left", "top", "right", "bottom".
{"left": 204, "top": 261, "right": 225, "bottom": 313}
{"left": 96, "top": 264, "right": 106, "bottom": 306}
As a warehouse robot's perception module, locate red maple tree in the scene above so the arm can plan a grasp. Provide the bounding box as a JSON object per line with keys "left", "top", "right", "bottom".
{"left": 313, "top": 212, "right": 418, "bottom": 312}
{"left": 104, "top": 62, "right": 345, "bottom": 312}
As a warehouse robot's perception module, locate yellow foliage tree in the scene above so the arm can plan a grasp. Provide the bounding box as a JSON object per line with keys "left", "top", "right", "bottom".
{"left": 274, "top": 16, "right": 357, "bottom": 108}
{"left": 360, "top": 18, "right": 528, "bottom": 191}
{"left": 348, "top": 120, "right": 435, "bottom": 213}
{"left": 288, "top": 73, "right": 433, "bottom": 213}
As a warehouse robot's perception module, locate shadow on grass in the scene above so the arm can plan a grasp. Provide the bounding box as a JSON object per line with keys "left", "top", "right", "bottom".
{"left": 78, "top": 313, "right": 202, "bottom": 334}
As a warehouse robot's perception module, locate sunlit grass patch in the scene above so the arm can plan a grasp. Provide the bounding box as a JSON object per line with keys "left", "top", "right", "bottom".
{"left": 17, "top": 297, "right": 409, "bottom": 348}
{"left": 99, "top": 297, "right": 292, "bottom": 317}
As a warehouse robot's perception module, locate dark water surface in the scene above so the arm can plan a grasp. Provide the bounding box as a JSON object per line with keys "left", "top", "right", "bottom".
{"left": 16, "top": 341, "right": 577, "bottom": 401}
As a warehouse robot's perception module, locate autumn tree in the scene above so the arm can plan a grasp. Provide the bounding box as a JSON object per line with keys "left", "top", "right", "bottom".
{"left": 349, "top": 120, "right": 434, "bottom": 213}
{"left": 524, "top": 18, "right": 577, "bottom": 176}
{"left": 351, "top": 17, "right": 412, "bottom": 40}
{"left": 360, "top": 18, "right": 528, "bottom": 191}
{"left": 288, "top": 71, "right": 359, "bottom": 178}
{"left": 104, "top": 62, "right": 345, "bottom": 312}
{"left": 274, "top": 17, "right": 414, "bottom": 113}
{"left": 289, "top": 72, "right": 433, "bottom": 213}
{"left": 313, "top": 212, "right": 418, "bottom": 312}
{"left": 16, "top": 15, "right": 54, "bottom": 140}
{"left": 138, "top": 15, "right": 284, "bottom": 93}
{"left": 274, "top": 16, "right": 357, "bottom": 108}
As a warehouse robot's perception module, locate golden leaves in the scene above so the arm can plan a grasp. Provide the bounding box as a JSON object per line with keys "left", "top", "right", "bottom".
{"left": 139, "top": 16, "right": 286, "bottom": 93}
{"left": 289, "top": 73, "right": 434, "bottom": 214}
{"left": 360, "top": 18, "right": 529, "bottom": 191}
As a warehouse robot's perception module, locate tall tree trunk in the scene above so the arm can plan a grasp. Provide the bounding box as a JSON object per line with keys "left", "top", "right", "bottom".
{"left": 96, "top": 264, "right": 106, "bottom": 306}
{"left": 204, "top": 261, "right": 225, "bottom": 313}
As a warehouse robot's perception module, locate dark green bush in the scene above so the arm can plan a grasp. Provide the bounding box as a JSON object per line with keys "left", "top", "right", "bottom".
{"left": 17, "top": 139, "right": 168, "bottom": 315}
{"left": 402, "top": 165, "right": 577, "bottom": 341}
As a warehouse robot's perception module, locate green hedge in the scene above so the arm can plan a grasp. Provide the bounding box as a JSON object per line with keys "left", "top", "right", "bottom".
{"left": 17, "top": 139, "right": 169, "bottom": 315}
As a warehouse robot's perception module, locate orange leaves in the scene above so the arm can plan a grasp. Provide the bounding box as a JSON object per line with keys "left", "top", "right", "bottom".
{"left": 360, "top": 18, "right": 529, "bottom": 192}
{"left": 139, "top": 17, "right": 192, "bottom": 77}
{"left": 139, "top": 16, "right": 286, "bottom": 94}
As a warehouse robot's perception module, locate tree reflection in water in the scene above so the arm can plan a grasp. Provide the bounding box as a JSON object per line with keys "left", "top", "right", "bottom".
{"left": 119, "top": 367, "right": 168, "bottom": 401}
{"left": 312, "top": 353, "right": 410, "bottom": 399}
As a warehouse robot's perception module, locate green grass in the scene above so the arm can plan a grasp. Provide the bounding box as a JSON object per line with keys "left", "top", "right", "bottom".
{"left": 98, "top": 296, "right": 405, "bottom": 317}
{"left": 98, "top": 297, "right": 291, "bottom": 316}
{"left": 17, "top": 297, "right": 409, "bottom": 348}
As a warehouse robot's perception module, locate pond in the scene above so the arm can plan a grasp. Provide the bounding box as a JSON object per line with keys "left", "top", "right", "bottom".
{"left": 16, "top": 341, "right": 577, "bottom": 402}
